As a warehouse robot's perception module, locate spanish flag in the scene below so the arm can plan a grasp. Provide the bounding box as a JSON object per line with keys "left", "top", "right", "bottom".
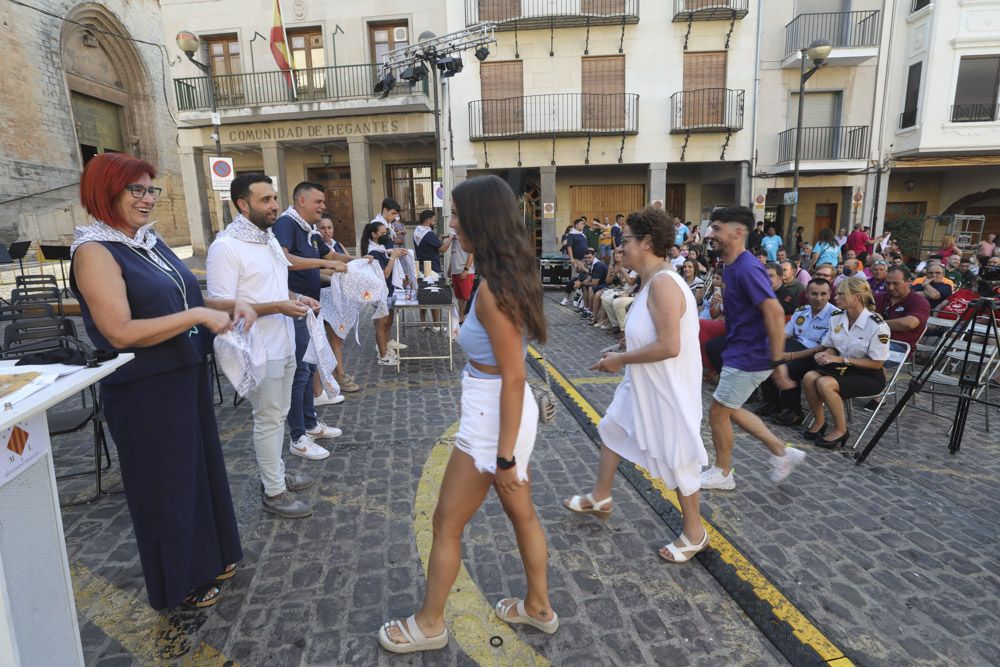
{"left": 269, "top": 0, "right": 296, "bottom": 96}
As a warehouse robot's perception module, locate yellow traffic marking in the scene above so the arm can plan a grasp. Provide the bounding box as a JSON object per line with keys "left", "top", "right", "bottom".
{"left": 527, "top": 346, "right": 854, "bottom": 666}
{"left": 70, "top": 563, "right": 236, "bottom": 666}
{"left": 568, "top": 376, "right": 624, "bottom": 385}
{"left": 415, "top": 423, "right": 550, "bottom": 666}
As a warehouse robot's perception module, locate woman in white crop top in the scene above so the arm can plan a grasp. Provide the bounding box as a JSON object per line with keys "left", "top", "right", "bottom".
{"left": 379, "top": 175, "right": 558, "bottom": 653}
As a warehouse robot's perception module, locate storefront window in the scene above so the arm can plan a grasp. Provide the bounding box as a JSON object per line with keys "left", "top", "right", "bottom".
{"left": 386, "top": 163, "right": 433, "bottom": 225}
{"left": 884, "top": 201, "right": 927, "bottom": 222}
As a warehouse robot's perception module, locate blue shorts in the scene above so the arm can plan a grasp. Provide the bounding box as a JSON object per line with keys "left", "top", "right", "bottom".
{"left": 712, "top": 366, "right": 773, "bottom": 409}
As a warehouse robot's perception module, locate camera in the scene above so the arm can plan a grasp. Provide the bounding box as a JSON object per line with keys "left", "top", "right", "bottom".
{"left": 978, "top": 264, "right": 1000, "bottom": 298}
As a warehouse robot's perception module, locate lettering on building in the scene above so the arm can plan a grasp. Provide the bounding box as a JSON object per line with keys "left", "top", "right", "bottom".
{"left": 228, "top": 120, "right": 401, "bottom": 143}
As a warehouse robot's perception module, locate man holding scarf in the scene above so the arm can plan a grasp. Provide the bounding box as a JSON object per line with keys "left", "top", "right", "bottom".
{"left": 273, "top": 181, "right": 348, "bottom": 461}
{"left": 208, "top": 173, "right": 322, "bottom": 517}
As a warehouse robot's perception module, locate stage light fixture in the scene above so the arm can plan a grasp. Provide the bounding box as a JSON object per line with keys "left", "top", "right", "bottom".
{"left": 474, "top": 46, "right": 490, "bottom": 62}
{"left": 437, "top": 56, "right": 464, "bottom": 78}
{"left": 373, "top": 69, "right": 396, "bottom": 97}
{"left": 400, "top": 63, "right": 428, "bottom": 84}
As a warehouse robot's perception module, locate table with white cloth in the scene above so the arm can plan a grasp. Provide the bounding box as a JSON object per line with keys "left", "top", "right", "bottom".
{"left": 392, "top": 297, "right": 455, "bottom": 372}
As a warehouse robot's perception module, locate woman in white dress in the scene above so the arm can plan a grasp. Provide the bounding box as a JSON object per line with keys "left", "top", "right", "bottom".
{"left": 564, "top": 206, "right": 710, "bottom": 563}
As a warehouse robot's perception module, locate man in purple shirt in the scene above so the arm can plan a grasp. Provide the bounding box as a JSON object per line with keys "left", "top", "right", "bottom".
{"left": 702, "top": 207, "right": 807, "bottom": 491}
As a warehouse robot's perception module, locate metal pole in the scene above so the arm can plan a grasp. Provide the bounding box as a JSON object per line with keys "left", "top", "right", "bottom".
{"left": 187, "top": 54, "right": 232, "bottom": 227}
{"left": 430, "top": 62, "right": 443, "bottom": 232}
{"left": 789, "top": 47, "right": 807, "bottom": 242}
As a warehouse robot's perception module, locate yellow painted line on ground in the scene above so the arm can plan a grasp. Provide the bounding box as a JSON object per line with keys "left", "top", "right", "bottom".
{"left": 70, "top": 562, "right": 236, "bottom": 666}
{"left": 415, "top": 422, "right": 550, "bottom": 667}
{"left": 528, "top": 346, "right": 853, "bottom": 666}
{"left": 568, "top": 376, "right": 624, "bottom": 386}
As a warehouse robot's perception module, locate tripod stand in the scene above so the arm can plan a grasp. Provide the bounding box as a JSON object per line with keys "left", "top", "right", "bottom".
{"left": 855, "top": 297, "right": 1000, "bottom": 464}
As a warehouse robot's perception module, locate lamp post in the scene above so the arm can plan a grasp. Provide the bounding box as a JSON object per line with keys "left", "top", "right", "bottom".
{"left": 176, "top": 30, "right": 231, "bottom": 225}
{"left": 788, "top": 39, "right": 832, "bottom": 240}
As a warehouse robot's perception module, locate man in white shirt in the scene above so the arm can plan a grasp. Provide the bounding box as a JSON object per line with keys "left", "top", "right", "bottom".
{"left": 207, "top": 173, "right": 323, "bottom": 519}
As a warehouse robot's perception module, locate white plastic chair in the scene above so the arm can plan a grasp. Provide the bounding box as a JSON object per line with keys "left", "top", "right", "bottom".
{"left": 851, "top": 340, "right": 910, "bottom": 449}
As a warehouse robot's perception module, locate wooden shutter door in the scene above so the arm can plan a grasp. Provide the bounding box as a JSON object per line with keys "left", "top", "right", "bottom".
{"left": 480, "top": 61, "right": 523, "bottom": 135}
{"left": 582, "top": 56, "right": 625, "bottom": 130}
{"left": 581, "top": 0, "right": 624, "bottom": 14}
{"left": 479, "top": 0, "right": 521, "bottom": 22}
{"left": 683, "top": 52, "right": 727, "bottom": 127}
{"left": 570, "top": 185, "right": 645, "bottom": 225}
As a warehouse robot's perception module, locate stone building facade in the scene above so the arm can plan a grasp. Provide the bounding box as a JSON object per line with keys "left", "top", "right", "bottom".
{"left": 0, "top": 0, "right": 188, "bottom": 248}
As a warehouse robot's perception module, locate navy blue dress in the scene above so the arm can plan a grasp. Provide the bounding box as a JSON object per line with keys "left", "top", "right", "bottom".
{"left": 71, "top": 239, "right": 242, "bottom": 610}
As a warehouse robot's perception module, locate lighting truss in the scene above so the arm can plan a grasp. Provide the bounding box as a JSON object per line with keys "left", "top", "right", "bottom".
{"left": 380, "top": 23, "right": 497, "bottom": 72}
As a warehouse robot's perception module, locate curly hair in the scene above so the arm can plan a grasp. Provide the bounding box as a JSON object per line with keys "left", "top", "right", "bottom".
{"left": 625, "top": 206, "right": 672, "bottom": 258}
{"left": 452, "top": 175, "right": 547, "bottom": 344}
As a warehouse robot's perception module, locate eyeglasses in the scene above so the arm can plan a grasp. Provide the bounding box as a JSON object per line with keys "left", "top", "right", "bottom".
{"left": 126, "top": 184, "right": 163, "bottom": 199}
{"left": 621, "top": 234, "right": 645, "bottom": 244}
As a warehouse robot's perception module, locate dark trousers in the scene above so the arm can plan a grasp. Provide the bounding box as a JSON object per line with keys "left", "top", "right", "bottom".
{"left": 760, "top": 339, "right": 815, "bottom": 413}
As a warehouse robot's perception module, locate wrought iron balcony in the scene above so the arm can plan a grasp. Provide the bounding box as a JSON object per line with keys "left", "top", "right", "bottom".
{"left": 468, "top": 93, "right": 639, "bottom": 140}
{"left": 669, "top": 89, "right": 744, "bottom": 133}
{"left": 777, "top": 126, "right": 869, "bottom": 163}
{"left": 173, "top": 64, "right": 427, "bottom": 112}
{"left": 783, "top": 10, "right": 881, "bottom": 60}
{"left": 951, "top": 103, "right": 1000, "bottom": 123}
{"left": 465, "top": 0, "right": 639, "bottom": 30}
{"left": 672, "top": 0, "right": 749, "bottom": 23}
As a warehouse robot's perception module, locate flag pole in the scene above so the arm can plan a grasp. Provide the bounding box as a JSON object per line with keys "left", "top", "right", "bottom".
{"left": 276, "top": 0, "right": 297, "bottom": 100}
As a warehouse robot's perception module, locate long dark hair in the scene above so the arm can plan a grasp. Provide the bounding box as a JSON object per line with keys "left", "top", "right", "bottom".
{"left": 452, "top": 175, "right": 547, "bottom": 344}
{"left": 360, "top": 220, "right": 386, "bottom": 255}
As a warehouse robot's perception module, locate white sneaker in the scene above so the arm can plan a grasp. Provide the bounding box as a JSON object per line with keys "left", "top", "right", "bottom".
{"left": 289, "top": 435, "right": 330, "bottom": 460}
{"left": 306, "top": 421, "right": 343, "bottom": 440}
{"left": 700, "top": 466, "right": 736, "bottom": 490}
{"left": 431, "top": 325, "right": 441, "bottom": 333}
{"left": 313, "top": 390, "right": 345, "bottom": 406}
{"left": 560, "top": 297, "right": 569, "bottom": 306}
{"left": 377, "top": 352, "right": 399, "bottom": 366}
{"left": 770, "top": 446, "right": 806, "bottom": 483}
{"left": 387, "top": 339, "right": 408, "bottom": 350}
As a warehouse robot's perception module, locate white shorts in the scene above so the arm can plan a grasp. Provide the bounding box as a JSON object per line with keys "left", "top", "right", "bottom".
{"left": 455, "top": 372, "right": 538, "bottom": 481}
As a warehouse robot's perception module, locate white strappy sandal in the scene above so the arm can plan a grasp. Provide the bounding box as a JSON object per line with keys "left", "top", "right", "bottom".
{"left": 562, "top": 493, "right": 612, "bottom": 520}
{"left": 378, "top": 615, "right": 448, "bottom": 654}
{"left": 658, "top": 530, "right": 710, "bottom": 564}
{"left": 495, "top": 598, "right": 560, "bottom": 634}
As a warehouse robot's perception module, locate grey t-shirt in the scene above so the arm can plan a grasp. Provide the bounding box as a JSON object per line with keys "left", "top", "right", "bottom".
{"left": 449, "top": 241, "right": 475, "bottom": 275}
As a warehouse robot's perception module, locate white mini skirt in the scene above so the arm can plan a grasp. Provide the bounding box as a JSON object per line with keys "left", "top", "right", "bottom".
{"left": 455, "top": 372, "right": 538, "bottom": 481}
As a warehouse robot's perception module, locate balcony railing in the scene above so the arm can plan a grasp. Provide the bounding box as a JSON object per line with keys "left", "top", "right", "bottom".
{"left": 777, "top": 126, "right": 869, "bottom": 163}
{"left": 784, "top": 10, "right": 881, "bottom": 58}
{"left": 672, "top": 0, "right": 750, "bottom": 23}
{"left": 899, "top": 108, "right": 918, "bottom": 129}
{"left": 951, "top": 103, "right": 999, "bottom": 123}
{"left": 173, "top": 64, "right": 427, "bottom": 112}
{"left": 669, "top": 89, "right": 745, "bottom": 133}
{"left": 465, "top": 0, "right": 639, "bottom": 30}
{"left": 469, "top": 93, "right": 639, "bottom": 140}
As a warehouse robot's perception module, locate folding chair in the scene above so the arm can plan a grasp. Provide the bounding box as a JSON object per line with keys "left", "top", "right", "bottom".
{"left": 15, "top": 273, "right": 58, "bottom": 288}
{"left": 850, "top": 340, "right": 910, "bottom": 449}
{"left": 926, "top": 337, "right": 999, "bottom": 433}
{"left": 3, "top": 319, "right": 111, "bottom": 506}
{"left": 11, "top": 284, "right": 63, "bottom": 316}
{"left": 0, "top": 302, "right": 56, "bottom": 354}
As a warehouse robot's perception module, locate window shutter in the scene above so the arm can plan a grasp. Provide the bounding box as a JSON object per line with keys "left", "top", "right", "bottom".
{"left": 480, "top": 61, "right": 524, "bottom": 134}
{"left": 581, "top": 55, "right": 625, "bottom": 130}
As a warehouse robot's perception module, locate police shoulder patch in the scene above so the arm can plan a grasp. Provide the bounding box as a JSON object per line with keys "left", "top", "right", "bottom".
{"left": 870, "top": 312, "right": 884, "bottom": 324}
{"left": 833, "top": 309, "right": 845, "bottom": 316}
{"left": 878, "top": 333, "right": 890, "bottom": 344}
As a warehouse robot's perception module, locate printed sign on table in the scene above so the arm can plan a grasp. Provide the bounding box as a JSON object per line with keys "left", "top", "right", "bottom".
{"left": 0, "top": 413, "right": 48, "bottom": 488}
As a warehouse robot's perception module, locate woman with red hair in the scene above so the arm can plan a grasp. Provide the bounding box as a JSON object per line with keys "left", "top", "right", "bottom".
{"left": 70, "top": 153, "right": 254, "bottom": 610}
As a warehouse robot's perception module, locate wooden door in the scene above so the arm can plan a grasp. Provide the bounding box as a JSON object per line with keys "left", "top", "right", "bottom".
{"left": 582, "top": 56, "right": 625, "bottom": 130}
{"left": 665, "top": 184, "right": 686, "bottom": 221}
{"left": 683, "top": 52, "right": 727, "bottom": 127}
{"left": 570, "top": 184, "right": 646, "bottom": 227}
{"left": 965, "top": 207, "right": 1000, "bottom": 241}
{"left": 205, "top": 34, "right": 244, "bottom": 106}
{"left": 307, "top": 166, "right": 355, "bottom": 247}
{"left": 814, "top": 203, "right": 838, "bottom": 239}
{"left": 480, "top": 61, "right": 523, "bottom": 135}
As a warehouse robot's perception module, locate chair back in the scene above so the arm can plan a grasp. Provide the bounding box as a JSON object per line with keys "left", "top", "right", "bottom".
{"left": 16, "top": 274, "right": 58, "bottom": 288}
{"left": 10, "top": 285, "right": 62, "bottom": 315}
{"left": 883, "top": 340, "right": 910, "bottom": 390}
{"left": 3, "top": 317, "right": 77, "bottom": 358}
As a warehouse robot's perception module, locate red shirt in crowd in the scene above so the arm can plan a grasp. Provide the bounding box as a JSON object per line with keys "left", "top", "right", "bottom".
{"left": 875, "top": 290, "right": 930, "bottom": 352}
{"left": 846, "top": 230, "right": 870, "bottom": 256}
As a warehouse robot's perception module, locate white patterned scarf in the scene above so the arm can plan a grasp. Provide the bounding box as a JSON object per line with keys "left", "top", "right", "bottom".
{"left": 70, "top": 219, "right": 171, "bottom": 271}
{"left": 368, "top": 242, "right": 405, "bottom": 290}
{"left": 281, "top": 205, "right": 322, "bottom": 243}
{"left": 320, "top": 258, "right": 390, "bottom": 342}
{"left": 217, "top": 214, "right": 291, "bottom": 267}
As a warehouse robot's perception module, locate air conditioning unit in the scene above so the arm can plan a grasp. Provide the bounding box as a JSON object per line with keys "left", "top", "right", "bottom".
{"left": 393, "top": 26, "right": 408, "bottom": 43}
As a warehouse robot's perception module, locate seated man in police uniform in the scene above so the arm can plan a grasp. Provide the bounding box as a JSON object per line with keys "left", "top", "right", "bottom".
{"left": 757, "top": 278, "right": 836, "bottom": 426}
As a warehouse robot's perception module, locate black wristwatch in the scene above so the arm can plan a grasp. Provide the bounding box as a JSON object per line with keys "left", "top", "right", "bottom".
{"left": 496, "top": 455, "right": 517, "bottom": 470}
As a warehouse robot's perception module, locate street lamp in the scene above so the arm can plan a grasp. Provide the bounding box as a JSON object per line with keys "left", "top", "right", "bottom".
{"left": 788, "top": 38, "right": 832, "bottom": 240}
{"left": 176, "top": 30, "right": 231, "bottom": 225}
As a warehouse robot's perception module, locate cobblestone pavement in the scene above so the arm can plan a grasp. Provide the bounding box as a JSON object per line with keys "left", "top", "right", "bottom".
{"left": 55, "top": 291, "right": 1000, "bottom": 666}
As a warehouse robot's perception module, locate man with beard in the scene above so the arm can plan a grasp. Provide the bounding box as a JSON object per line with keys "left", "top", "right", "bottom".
{"left": 273, "top": 182, "right": 348, "bottom": 462}
{"left": 207, "top": 173, "right": 323, "bottom": 518}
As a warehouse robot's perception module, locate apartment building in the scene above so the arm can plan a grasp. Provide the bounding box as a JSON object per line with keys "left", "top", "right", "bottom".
{"left": 877, "top": 0, "right": 1000, "bottom": 244}
{"left": 751, "top": 0, "right": 885, "bottom": 243}
{"left": 444, "top": 0, "right": 758, "bottom": 252}
{"left": 162, "top": 0, "right": 446, "bottom": 252}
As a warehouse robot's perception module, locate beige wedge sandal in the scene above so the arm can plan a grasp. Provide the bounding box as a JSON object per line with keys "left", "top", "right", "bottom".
{"left": 562, "top": 493, "right": 612, "bottom": 520}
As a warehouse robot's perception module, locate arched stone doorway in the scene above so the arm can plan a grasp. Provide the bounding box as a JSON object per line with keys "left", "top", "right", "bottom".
{"left": 943, "top": 188, "right": 1000, "bottom": 238}
{"left": 60, "top": 3, "right": 158, "bottom": 167}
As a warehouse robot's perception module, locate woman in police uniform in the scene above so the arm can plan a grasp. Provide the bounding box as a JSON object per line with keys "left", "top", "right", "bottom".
{"left": 801, "top": 277, "right": 890, "bottom": 449}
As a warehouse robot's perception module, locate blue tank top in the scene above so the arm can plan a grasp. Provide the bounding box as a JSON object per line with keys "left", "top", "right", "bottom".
{"left": 457, "top": 289, "right": 527, "bottom": 379}
{"left": 70, "top": 240, "right": 212, "bottom": 385}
